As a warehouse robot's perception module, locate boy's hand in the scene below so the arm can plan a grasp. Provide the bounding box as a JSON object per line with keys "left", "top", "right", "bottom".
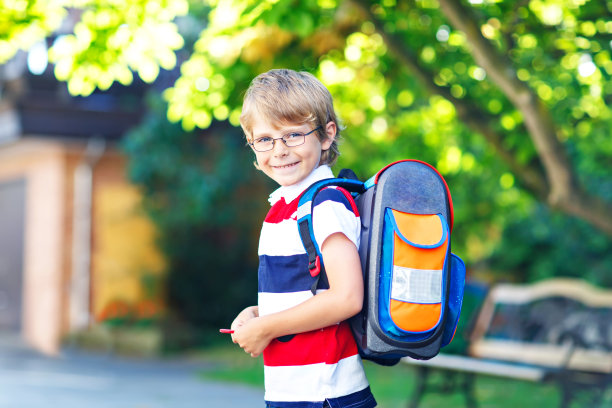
{"left": 230, "top": 305, "right": 258, "bottom": 332}
{"left": 230, "top": 305, "right": 261, "bottom": 353}
{"left": 232, "top": 317, "right": 272, "bottom": 358}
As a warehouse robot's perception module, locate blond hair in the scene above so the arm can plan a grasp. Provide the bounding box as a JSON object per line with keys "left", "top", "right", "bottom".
{"left": 240, "top": 69, "right": 341, "bottom": 166}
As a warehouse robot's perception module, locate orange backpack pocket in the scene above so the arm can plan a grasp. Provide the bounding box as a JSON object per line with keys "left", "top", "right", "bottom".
{"left": 380, "top": 209, "right": 449, "bottom": 334}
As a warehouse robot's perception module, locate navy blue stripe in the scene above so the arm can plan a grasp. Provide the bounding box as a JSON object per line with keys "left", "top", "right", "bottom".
{"left": 258, "top": 254, "right": 329, "bottom": 293}
{"left": 327, "top": 386, "right": 377, "bottom": 408}
{"left": 312, "top": 188, "right": 355, "bottom": 214}
{"left": 265, "top": 386, "right": 376, "bottom": 408}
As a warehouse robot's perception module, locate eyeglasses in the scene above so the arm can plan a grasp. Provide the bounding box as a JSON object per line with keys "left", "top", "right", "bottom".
{"left": 248, "top": 127, "right": 321, "bottom": 152}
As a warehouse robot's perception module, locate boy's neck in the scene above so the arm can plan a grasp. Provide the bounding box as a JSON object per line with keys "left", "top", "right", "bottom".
{"left": 269, "top": 165, "right": 333, "bottom": 205}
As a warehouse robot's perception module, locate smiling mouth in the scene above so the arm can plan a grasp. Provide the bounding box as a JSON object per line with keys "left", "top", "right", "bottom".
{"left": 273, "top": 162, "right": 299, "bottom": 169}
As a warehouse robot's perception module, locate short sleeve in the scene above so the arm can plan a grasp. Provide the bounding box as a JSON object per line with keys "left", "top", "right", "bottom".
{"left": 311, "top": 187, "right": 361, "bottom": 251}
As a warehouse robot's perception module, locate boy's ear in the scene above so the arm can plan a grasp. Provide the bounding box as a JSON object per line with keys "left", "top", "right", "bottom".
{"left": 322, "top": 121, "right": 336, "bottom": 150}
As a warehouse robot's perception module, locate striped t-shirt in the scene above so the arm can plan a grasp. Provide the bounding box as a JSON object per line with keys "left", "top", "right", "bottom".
{"left": 258, "top": 165, "right": 376, "bottom": 408}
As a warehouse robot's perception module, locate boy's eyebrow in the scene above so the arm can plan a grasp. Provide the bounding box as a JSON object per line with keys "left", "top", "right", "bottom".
{"left": 250, "top": 130, "right": 271, "bottom": 139}
{"left": 251, "top": 124, "right": 308, "bottom": 139}
{"left": 278, "top": 124, "right": 311, "bottom": 133}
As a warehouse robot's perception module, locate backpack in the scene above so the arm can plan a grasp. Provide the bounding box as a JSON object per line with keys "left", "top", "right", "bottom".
{"left": 297, "top": 160, "right": 466, "bottom": 364}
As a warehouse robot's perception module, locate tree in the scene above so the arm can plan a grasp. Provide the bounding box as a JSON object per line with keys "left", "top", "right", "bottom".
{"left": 3, "top": 0, "right": 611, "bottom": 290}
{"left": 2, "top": 0, "right": 610, "bottom": 238}
{"left": 121, "top": 96, "right": 273, "bottom": 337}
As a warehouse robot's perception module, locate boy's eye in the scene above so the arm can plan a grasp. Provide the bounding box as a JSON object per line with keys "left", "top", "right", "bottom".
{"left": 255, "top": 137, "right": 273, "bottom": 144}
{"left": 284, "top": 132, "right": 303, "bottom": 140}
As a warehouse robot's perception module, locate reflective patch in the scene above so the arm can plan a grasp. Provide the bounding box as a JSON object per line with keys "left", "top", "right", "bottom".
{"left": 391, "top": 266, "right": 442, "bottom": 304}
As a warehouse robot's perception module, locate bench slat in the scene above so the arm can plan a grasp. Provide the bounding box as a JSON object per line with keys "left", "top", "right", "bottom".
{"left": 470, "top": 278, "right": 612, "bottom": 374}
{"left": 470, "top": 340, "right": 612, "bottom": 373}
{"left": 401, "top": 355, "right": 546, "bottom": 381}
{"left": 489, "top": 279, "right": 612, "bottom": 307}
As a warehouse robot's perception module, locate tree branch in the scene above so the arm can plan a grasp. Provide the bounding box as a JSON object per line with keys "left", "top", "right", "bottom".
{"left": 350, "top": 0, "right": 548, "bottom": 199}
{"left": 437, "top": 0, "right": 612, "bottom": 235}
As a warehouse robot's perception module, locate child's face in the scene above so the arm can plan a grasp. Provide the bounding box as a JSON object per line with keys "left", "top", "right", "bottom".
{"left": 248, "top": 116, "right": 335, "bottom": 187}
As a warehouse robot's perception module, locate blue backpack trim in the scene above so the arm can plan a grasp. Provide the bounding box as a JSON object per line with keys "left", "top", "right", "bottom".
{"left": 442, "top": 254, "right": 466, "bottom": 347}
{"left": 296, "top": 178, "right": 365, "bottom": 286}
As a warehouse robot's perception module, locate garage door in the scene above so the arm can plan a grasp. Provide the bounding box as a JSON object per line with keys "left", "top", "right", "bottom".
{"left": 0, "top": 178, "right": 26, "bottom": 331}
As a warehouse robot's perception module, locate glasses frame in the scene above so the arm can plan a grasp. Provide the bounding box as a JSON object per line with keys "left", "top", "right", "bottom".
{"left": 248, "top": 126, "right": 322, "bottom": 152}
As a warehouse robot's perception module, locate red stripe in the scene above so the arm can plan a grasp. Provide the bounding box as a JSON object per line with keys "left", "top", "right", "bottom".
{"left": 264, "top": 198, "right": 298, "bottom": 223}
{"left": 335, "top": 187, "right": 360, "bottom": 217}
{"left": 263, "top": 322, "right": 358, "bottom": 367}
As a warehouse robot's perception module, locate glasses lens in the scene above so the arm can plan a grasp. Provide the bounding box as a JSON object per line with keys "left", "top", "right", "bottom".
{"left": 283, "top": 133, "right": 305, "bottom": 147}
{"left": 253, "top": 139, "right": 273, "bottom": 152}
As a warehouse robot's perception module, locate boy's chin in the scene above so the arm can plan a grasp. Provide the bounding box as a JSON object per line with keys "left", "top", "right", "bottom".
{"left": 268, "top": 167, "right": 305, "bottom": 186}
{"left": 273, "top": 174, "right": 305, "bottom": 187}
{"left": 275, "top": 177, "right": 299, "bottom": 187}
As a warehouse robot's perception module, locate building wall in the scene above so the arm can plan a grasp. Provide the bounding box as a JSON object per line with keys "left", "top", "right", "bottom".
{"left": 0, "top": 138, "right": 166, "bottom": 354}
{"left": 0, "top": 139, "right": 66, "bottom": 354}
{"left": 60, "top": 150, "right": 78, "bottom": 335}
{"left": 0, "top": 178, "right": 26, "bottom": 331}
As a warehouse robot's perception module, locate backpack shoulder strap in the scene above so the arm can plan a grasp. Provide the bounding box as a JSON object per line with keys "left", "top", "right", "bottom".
{"left": 297, "top": 177, "right": 365, "bottom": 294}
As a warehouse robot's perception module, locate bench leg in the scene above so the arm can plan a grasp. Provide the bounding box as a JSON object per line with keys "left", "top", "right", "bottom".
{"left": 408, "top": 367, "right": 478, "bottom": 408}
{"left": 408, "top": 366, "right": 429, "bottom": 408}
{"left": 558, "top": 379, "right": 607, "bottom": 408}
{"left": 559, "top": 385, "right": 572, "bottom": 408}
{"left": 462, "top": 373, "right": 477, "bottom": 408}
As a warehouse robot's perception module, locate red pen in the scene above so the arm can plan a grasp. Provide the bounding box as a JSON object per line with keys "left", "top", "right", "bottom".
{"left": 219, "top": 328, "right": 234, "bottom": 334}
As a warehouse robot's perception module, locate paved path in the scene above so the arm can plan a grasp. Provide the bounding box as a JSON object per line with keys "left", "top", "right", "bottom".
{"left": 0, "top": 334, "right": 263, "bottom": 408}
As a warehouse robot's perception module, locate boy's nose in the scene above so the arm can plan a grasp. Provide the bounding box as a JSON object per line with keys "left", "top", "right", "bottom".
{"left": 272, "top": 139, "right": 289, "bottom": 155}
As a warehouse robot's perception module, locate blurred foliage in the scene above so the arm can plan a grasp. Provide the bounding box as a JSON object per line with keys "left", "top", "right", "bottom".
{"left": 1, "top": 0, "right": 188, "bottom": 94}
{"left": 488, "top": 204, "right": 612, "bottom": 286}
{"left": 48, "top": 0, "right": 187, "bottom": 96}
{"left": 161, "top": 0, "right": 611, "bottom": 273}
{"left": 122, "top": 95, "right": 273, "bottom": 332}
{"left": 3, "top": 0, "right": 612, "bottom": 330}
{"left": 0, "top": 0, "right": 66, "bottom": 63}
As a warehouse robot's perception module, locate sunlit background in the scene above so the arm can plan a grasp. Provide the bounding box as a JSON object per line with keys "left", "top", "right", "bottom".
{"left": 0, "top": 0, "right": 611, "bottom": 406}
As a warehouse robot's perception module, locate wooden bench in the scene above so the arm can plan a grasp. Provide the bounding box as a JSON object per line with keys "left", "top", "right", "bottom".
{"left": 402, "top": 278, "right": 612, "bottom": 408}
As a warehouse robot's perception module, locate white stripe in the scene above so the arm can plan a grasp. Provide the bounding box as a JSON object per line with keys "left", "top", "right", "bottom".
{"left": 391, "top": 266, "right": 442, "bottom": 303}
{"left": 258, "top": 290, "right": 319, "bottom": 316}
{"left": 312, "top": 201, "right": 360, "bottom": 250}
{"left": 264, "top": 354, "right": 369, "bottom": 402}
{"left": 258, "top": 220, "right": 304, "bottom": 256}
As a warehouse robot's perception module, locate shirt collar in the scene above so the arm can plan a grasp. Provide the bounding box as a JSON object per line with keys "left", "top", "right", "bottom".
{"left": 268, "top": 165, "right": 334, "bottom": 205}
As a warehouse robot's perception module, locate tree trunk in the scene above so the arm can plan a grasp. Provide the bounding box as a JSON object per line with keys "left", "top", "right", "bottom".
{"left": 437, "top": 0, "right": 612, "bottom": 236}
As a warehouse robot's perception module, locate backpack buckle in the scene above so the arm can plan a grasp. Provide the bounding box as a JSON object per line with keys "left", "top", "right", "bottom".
{"left": 308, "top": 255, "right": 321, "bottom": 277}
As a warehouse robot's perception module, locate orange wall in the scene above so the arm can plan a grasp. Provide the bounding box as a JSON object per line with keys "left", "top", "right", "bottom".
{"left": 91, "top": 154, "right": 166, "bottom": 321}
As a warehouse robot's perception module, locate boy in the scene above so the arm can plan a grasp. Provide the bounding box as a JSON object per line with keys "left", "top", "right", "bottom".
{"left": 230, "top": 69, "right": 377, "bottom": 408}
